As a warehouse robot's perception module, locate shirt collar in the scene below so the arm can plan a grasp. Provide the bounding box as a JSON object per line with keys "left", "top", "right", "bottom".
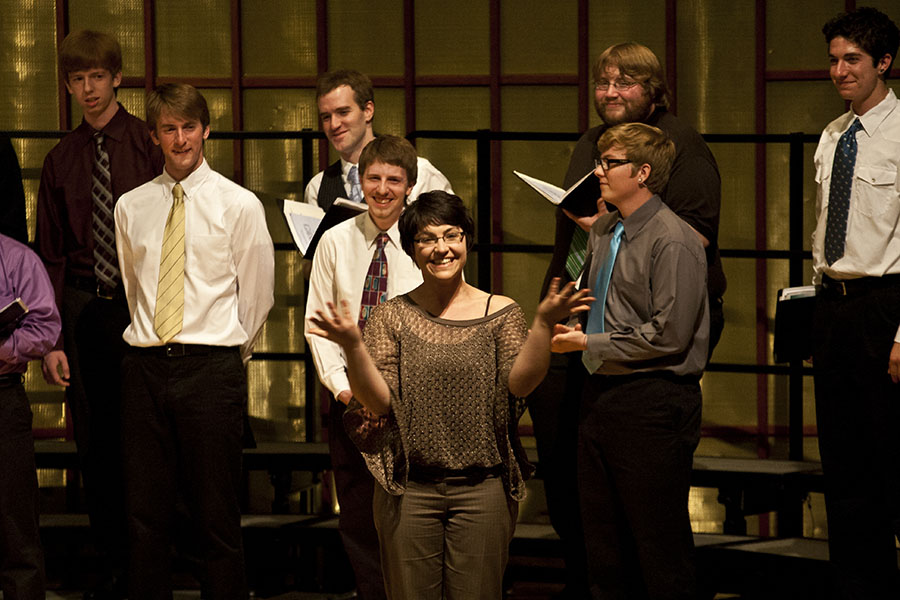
{"left": 98, "top": 103, "right": 127, "bottom": 142}
{"left": 620, "top": 195, "right": 664, "bottom": 240}
{"left": 159, "top": 158, "right": 211, "bottom": 200}
{"left": 363, "top": 212, "right": 401, "bottom": 249}
{"left": 77, "top": 102, "right": 127, "bottom": 143}
{"left": 855, "top": 88, "right": 897, "bottom": 137}
{"left": 341, "top": 158, "right": 358, "bottom": 179}
{"left": 74, "top": 102, "right": 127, "bottom": 143}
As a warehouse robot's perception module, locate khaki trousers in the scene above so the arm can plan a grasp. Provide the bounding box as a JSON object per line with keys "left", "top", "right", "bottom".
{"left": 373, "top": 476, "right": 517, "bottom": 600}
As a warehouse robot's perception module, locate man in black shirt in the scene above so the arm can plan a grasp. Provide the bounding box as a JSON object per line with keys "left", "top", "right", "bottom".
{"left": 529, "top": 42, "right": 724, "bottom": 599}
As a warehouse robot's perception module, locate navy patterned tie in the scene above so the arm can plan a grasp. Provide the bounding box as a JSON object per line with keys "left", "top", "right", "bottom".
{"left": 824, "top": 118, "right": 863, "bottom": 265}
{"left": 91, "top": 131, "right": 119, "bottom": 288}
{"left": 582, "top": 221, "right": 624, "bottom": 374}
{"left": 358, "top": 233, "right": 389, "bottom": 330}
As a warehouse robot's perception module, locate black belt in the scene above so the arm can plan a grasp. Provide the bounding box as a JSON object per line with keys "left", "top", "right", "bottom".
{"left": 0, "top": 373, "right": 24, "bottom": 387}
{"left": 591, "top": 370, "right": 701, "bottom": 385}
{"left": 132, "top": 343, "right": 238, "bottom": 358}
{"left": 66, "top": 274, "right": 124, "bottom": 301}
{"left": 818, "top": 273, "right": 900, "bottom": 297}
{"left": 408, "top": 463, "right": 504, "bottom": 485}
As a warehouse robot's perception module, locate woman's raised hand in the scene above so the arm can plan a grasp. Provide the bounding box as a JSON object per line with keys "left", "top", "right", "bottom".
{"left": 307, "top": 300, "right": 363, "bottom": 349}
{"left": 536, "top": 278, "right": 595, "bottom": 327}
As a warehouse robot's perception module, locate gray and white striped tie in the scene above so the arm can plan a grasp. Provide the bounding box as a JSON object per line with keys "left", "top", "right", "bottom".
{"left": 91, "top": 131, "right": 119, "bottom": 288}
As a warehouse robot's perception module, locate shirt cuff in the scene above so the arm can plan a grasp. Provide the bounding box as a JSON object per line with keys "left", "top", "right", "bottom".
{"left": 324, "top": 371, "right": 352, "bottom": 399}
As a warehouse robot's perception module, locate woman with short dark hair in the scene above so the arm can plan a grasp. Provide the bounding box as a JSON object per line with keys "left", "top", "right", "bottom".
{"left": 309, "top": 191, "right": 592, "bottom": 599}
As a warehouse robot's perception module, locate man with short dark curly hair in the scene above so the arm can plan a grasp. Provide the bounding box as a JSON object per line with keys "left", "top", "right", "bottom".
{"left": 812, "top": 7, "right": 900, "bottom": 599}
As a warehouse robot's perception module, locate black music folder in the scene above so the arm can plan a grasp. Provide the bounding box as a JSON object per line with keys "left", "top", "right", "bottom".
{"left": 774, "top": 286, "right": 815, "bottom": 363}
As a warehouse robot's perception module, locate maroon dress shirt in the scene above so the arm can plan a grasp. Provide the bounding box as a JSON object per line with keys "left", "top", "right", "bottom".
{"left": 35, "top": 104, "right": 163, "bottom": 347}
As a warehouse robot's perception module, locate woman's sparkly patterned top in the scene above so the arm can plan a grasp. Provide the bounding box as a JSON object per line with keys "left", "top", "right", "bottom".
{"left": 344, "top": 294, "right": 535, "bottom": 500}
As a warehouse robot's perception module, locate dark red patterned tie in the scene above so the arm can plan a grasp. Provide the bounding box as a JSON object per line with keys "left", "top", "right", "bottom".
{"left": 358, "top": 233, "right": 389, "bottom": 330}
{"left": 91, "top": 131, "right": 119, "bottom": 288}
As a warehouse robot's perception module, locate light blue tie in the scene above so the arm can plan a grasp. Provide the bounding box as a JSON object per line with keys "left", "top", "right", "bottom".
{"left": 348, "top": 165, "right": 363, "bottom": 203}
{"left": 582, "top": 221, "right": 625, "bottom": 374}
{"left": 824, "top": 118, "right": 863, "bottom": 265}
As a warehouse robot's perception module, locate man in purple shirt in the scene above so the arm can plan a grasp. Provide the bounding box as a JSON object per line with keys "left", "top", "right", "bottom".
{"left": 35, "top": 30, "right": 163, "bottom": 598}
{"left": 0, "top": 232, "right": 61, "bottom": 600}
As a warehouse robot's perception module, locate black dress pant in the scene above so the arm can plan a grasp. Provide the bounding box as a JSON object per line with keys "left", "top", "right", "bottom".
{"left": 812, "top": 281, "right": 900, "bottom": 599}
{"left": 529, "top": 296, "right": 721, "bottom": 600}
{"left": 330, "top": 398, "right": 387, "bottom": 600}
{"left": 121, "top": 347, "right": 247, "bottom": 600}
{"left": 62, "top": 283, "right": 131, "bottom": 585}
{"left": 0, "top": 381, "right": 44, "bottom": 600}
{"left": 578, "top": 372, "right": 701, "bottom": 600}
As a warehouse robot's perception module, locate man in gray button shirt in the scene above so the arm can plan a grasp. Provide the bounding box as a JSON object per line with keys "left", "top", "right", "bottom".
{"left": 552, "top": 123, "right": 708, "bottom": 600}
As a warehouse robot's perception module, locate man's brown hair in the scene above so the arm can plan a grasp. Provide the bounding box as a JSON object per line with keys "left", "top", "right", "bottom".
{"left": 59, "top": 30, "right": 122, "bottom": 80}
{"left": 593, "top": 42, "right": 670, "bottom": 110}
{"left": 358, "top": 135, "right": 418, "bottom": 188}
{"left": 597, "top": 123, "right": 675, "bottom": 195}
{"left": 315, "top": 70, "right": 375, "bottom": 110}
{"left": 146, "top": 83, "right": 210, "bottom": 131}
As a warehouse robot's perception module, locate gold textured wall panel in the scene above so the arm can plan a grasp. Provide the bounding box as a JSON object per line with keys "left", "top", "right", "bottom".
{"left": 1, "top": 0, "right": 56, "bottom": 242}
{"left": 700, "top": 372, "right": 759, "bottom": 435}
{"left": 327, "top": 0, "right": 403, "bottom": 75}
{"left": 254, "top": 250, "right": 307, "bottom": 355}
{"left": 415, "top": 0, "right": 489, "bottom": 75}
{"left": 369, "top": 87, "right": 405, "bottom": 136}
{"left": 14, "top": 139, "right": 57, "bottom": 242}
{"left": 68, "top": 0, "right": 145, "bottom": 78}
{"left": 712, "top": 257, "right": 756, "bottom": 365}
{"left": 766, "top": 0, "right": 843, "bottom": 71}
{"left": 199, "top": 88, "right": 234, "bottom": 178}
{"left": 242, "top": 88, "right": 319, "bottom": 200}
{"left": 500, "top": 85, "right": 578, "bottom": 314}
{"left": 0, "top": 1, "right": 58, "bottom": 130}
{"left": 247, "top": 360, "right": 307, "bottom": 442}
{"left": 415, "top": 87, "right": 490, "bottom": 215}
{"left": 764, "top": 144, "right": 818, "bottom": 252}
{"left": 155, "top": 0, "right": 231, "bottom": 78}
{"left": 242, "top": 0, "right": 317, "bottom": 77}
{"left": 868, "top": 0, "right": 900, "bottom": 18}
{"left": 500, "top": 0, "right": 577, "bottom": 75}
{"left": 765, "top": 82, "right": 843, "bottom": 253}
{"left": 767, "top": 80, "right": 845, "bottom": 135}
{"left": 677, "top": 0, "right": 755, "bottom": 134}
{"left": 501, "top": 253, "right": 550, "bottom": 320}
{"left": 714, "top": 144, "right": 756, "bottom": 251}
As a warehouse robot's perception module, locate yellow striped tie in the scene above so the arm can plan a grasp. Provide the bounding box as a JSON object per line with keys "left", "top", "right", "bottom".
{"left": 154, "top": 182, "right": 185, "bottom": 342}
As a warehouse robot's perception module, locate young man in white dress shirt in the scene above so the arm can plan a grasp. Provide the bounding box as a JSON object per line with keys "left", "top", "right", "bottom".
{"left": 811, "top": 8, "right": 900, "bottom": 599}
{"left": 305, "top": 135, "right": 424, "bottom": 600}
{"left": 114, "top": 83, "right": 274, "bottom": 600}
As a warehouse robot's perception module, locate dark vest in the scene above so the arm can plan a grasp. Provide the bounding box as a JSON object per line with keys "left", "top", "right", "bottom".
{"left": 316, "top": 159, "right": 347, "bottom": 211}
